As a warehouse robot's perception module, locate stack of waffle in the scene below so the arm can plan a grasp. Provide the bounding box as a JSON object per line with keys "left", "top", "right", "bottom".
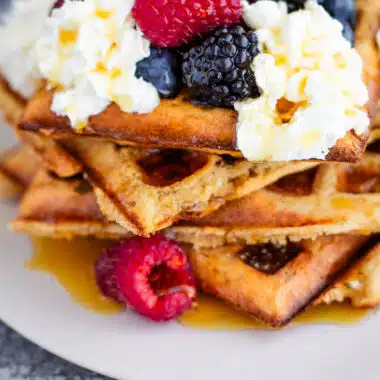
{"left": 0, "top": 0, "right": 380, "bottom": 327}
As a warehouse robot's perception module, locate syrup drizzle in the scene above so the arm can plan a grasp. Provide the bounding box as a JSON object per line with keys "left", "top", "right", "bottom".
{"left": 27, "top": 238, "right": 370, "bottom": 328}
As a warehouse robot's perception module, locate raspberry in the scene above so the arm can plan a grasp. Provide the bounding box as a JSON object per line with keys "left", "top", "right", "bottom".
{"left": 132, "top": 0, "right": 243, "bottom": 48}
{"left": 95, "top": 235, "right": 197, "bottom": 321}
{"left": 182, "top": 26, "right": 260, "bottom": 107}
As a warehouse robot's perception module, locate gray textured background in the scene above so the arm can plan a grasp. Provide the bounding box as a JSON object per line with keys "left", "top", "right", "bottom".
{"left": 0, "top": 321, "right": 112, "bottom": 380}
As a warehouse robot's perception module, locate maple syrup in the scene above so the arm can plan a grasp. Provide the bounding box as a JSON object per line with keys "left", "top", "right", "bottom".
{"left": 28, "top": 238, "right": 370, "bottom": 328}
{"left": 27, "top": 237, "right": 123, "bottom": 315}
{"left": 180, "top": 294, "right": 370, "bottom": 330}
{"left": 331, "top": 197, "right": 354, "bottom": 209}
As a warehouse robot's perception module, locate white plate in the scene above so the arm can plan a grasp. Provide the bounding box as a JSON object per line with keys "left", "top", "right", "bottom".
{"left": 1, "top": 127, "right": 380, "bottom": 380}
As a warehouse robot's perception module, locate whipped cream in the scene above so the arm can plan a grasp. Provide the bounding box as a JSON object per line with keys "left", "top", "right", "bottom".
{"left": 36, "top": 0, "right": 159, "bottom": 129}
{"left": 0, "top": 0, "right": 54, "bottom": 98}
{"left": 237, "top": 0, "right": 369, "bottom": 161}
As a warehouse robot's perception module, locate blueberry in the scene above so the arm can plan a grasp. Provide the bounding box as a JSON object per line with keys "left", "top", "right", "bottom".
{"left": 318, "top": 0, "right": 355, "bottom": 44}
{"left": 318, "top": 0, "right": 355, "bottom": 27}
{"left": 136, "top": 48, "right": 182, "bottom": 98}
{"left": 338, "top": 18, "right": 354, "bottom": 45}
{"left": 0, "top": 0, "right": 12, "bottom": 23}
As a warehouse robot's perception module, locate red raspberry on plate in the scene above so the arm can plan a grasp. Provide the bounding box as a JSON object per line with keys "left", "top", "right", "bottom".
{"left": 132, "top": 0, "right": 243, "bottom": 47}
{"left": 95, "top": 234, "right": 197, "bottom": 321}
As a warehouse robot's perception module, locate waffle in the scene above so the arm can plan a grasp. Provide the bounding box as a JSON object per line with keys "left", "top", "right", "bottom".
{"left": 11, "top": 170, "right": 127, "bottom": 239}
{"left": 11, "top": 170, "right": 380, "bottom": 323}
{"left": 170, "top": 148, "right": 380, "bottom": 246}
{"left": 0, "top": 76, "right": 25, "bottom": 126}
{"left": 0, "top": 76, "right": 82, "bottom": 178}
{"left": 0, "top": 145, "right": 39, "bottom": 199}
{"left": 369, "top": 102, "right": 380, "bottom": 142}
{"left": 59, "top": 137, "right": 318, "bottom": 236}
{"left": 316, "top": 241, "right": 380, "bottom": 308}
{"left": 19, "top": 0, "right": 380, "bottom": 163}
{"left": 187, "top": 235, "right": 370, "bottom": 326}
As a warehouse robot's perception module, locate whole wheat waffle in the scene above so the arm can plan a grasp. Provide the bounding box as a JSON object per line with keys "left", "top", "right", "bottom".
{"left": 169, "top": 148, "right": 380, "bottom": 246}
{"left": 316, "top": 240, "right": 380, "bottom": 308}
{"left": 0, "top": 76, "right": 25, "bottom": 126}
{"left": 59, "top": 137, "right": 318, "bottom": 236}
{"left": 187, "top": 235, "right": 370, "bottom": 326}
{"left": 11, "top": 170, "right": 380, "bottom": 324}
{"left": 369, "top": 102, "right": 380, "bottom": 142}
{"left": 12, "top": 170, "right": 127, "bottom": 239}
{"left": 19, "top": 91, "right": 370, "bottom": 162}
{"left": 0, "top": 145, "right": 39, "bottom": 199}
{"left": 0, "top": 76, "right": 82, "bottom": 178}
{"left": 19, "top": 0, "right": 380, "bottom": 163}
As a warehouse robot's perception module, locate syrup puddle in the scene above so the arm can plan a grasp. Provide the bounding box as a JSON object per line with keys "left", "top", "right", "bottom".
{"left": 180, "top": 294, "right": 370, "bottom": 330}
{"left": 27, "top": 237, "right": 122, "bottom": 315}
{"left": 27, "top": 237, "right": 370, "bottom": 328}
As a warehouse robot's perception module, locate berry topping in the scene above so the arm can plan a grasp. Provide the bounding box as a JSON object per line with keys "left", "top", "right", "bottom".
{"left": 132, "top": 0, "right": 243, "bottom": 47}
{"left": 182, "top": 26, "right": 260, "bottom": 108}
{"left": 136, "top": 48, "right": 182, "bottom": 98}
{"left": 318, "top": 0, "right": 355, "bottom": 44}
{"left": 95, "top": 235, "right": 197, "bottom": 322}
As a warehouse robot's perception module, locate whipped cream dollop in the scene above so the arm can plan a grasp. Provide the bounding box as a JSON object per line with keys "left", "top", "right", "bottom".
{"left": 0, "top": 0, "right": 55, "bottom": 98}
{"left": 36, "top": 0, "right": 160, "bottom": 130}
{"left": 237, "top": 0, "right": 369, "bottom": 161}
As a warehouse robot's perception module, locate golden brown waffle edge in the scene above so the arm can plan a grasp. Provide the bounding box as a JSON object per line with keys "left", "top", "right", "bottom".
{"left": 0, "top": 145, "right": 39, "bottom": 199}
{"left": 0, "top": 76, "right": 82, "bottom": 178}
{"left": 18, "top": 0, "right": 380, "bottom": 163}
{"left": 60, "top": 137, "right": 319, "bottom": 236}
{"left": 10, "top": 168, "right": 380, "bottom": 325}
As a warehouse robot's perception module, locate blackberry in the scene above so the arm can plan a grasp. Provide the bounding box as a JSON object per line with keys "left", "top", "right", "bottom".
{"left": 182, "top": 26, "right": 260, "bottom": 108}
{"left": 136, "top": 48, "right": 182, "bottom": 98}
